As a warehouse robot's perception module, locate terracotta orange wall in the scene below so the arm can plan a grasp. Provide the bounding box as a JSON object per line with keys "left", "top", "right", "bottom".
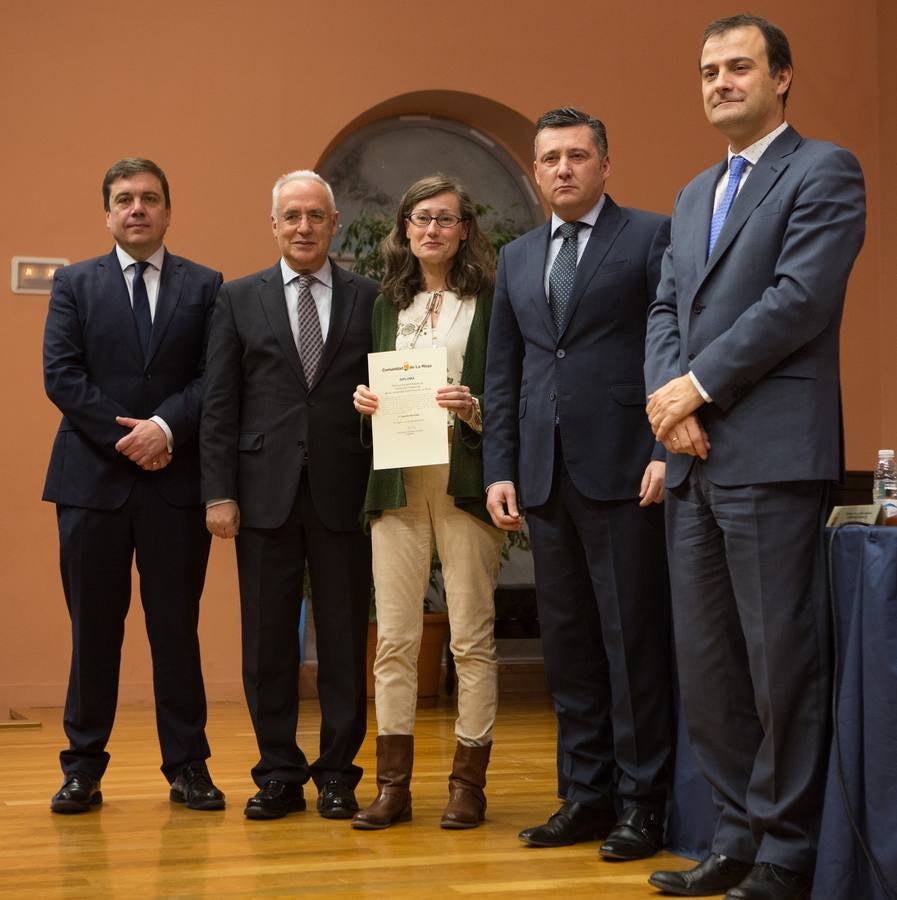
{"left": 1, "top": 0, "right": 889, "bottom": 710}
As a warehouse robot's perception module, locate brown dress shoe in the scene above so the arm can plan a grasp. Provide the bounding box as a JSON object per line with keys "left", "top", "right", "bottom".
{"left": 352, "top": 735, "right": 413, "bottom": 830}
{"left": 440, "top": 741, "right": 491, "bottom": 829}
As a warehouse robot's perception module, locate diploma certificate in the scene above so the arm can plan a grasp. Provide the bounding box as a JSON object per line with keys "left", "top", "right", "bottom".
{"left": 368, "top": 347, "right": 449, "bottom": 470}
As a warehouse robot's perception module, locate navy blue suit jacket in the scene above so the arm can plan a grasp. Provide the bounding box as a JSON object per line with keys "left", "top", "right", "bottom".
{"left": 645, "top": 127, "right": 866, "bottom": 488}
{"left": 43, "top": 248, "right": 223, "bottom": 509}
{"left": 484, "top": 196, "right": 669, "bottom": 508}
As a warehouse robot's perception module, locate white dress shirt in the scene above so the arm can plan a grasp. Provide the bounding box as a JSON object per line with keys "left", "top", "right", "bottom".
{"left": 543, "top": 194, "right": 606, "bottom": 299}
{"left": 115, "top": 243, "right": 172, "bottom": 448}
{"left": 280, "top": 257, "right": 332, "bottom": 345}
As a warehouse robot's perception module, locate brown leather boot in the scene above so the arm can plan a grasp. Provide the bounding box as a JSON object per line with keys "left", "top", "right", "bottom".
{"left": 351, "top": 735, "right": 413, "bottom": 830}
{"left": 440, "top": 741, "right": 491, "bottom": 829}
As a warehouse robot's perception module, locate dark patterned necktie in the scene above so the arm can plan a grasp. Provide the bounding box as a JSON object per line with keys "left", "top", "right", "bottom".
{"left": 132, "top": 260, "right": 152, "bottom": 357}
{"left": 549, "top": 221, "right": 580, "bottom": 333}
{"left": 708, "top": 155, "right": 748, "bottom": 257}
{"left": 295, "top": 274, "right": 323, "bottom": 382}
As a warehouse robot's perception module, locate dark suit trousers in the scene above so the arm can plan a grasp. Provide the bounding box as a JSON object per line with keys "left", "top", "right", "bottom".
{"left": 527, "top": 438, "right": 672, "bottom": 811}
{"left": 666, "top": 464, "right": 830, "bottom": 875}
{"left": 57, "top": 478, "right": 212, "bottom": 782}
{"left": 236, "top": 472, "right": 371, "bottom": 790}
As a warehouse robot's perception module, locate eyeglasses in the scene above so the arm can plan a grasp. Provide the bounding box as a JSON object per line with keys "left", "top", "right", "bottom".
{"left": 280, "top": 210, "right": 330, "bottom": 226}
{"left": 406, "top": 212, "right": 466, "bottom": 229}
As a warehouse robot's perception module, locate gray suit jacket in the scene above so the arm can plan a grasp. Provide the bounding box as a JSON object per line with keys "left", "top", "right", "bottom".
{"left": 645, "top": 126, "right": 866, "bottom": 489}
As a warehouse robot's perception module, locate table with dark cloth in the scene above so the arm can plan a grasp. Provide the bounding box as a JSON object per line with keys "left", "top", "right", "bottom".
{"left": 813, "top": 526, "right": 897, "bottom": 900}
{"left": 665, "top": 525, "right": 897, "bottom": 900}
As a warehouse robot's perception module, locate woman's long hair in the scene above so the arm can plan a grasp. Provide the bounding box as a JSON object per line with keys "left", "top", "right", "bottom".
{"left": 380, "top": 174, "right": 495, "bottom": 309}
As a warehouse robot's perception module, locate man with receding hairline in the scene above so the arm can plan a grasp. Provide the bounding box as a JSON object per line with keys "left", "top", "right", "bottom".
{"left": 645, "top": 15, "right": 865, "bottom": 900}
{"left": 201, "top": 170, "right": 377, "bottom": 821}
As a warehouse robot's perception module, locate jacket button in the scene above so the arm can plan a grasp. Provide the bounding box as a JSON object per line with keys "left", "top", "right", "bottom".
{"left": 693, "top": 303, "right": 704, "bottom": 315}
{"left": 556, "top": 349, "right": 566, "bottom": 359}
{"left": 144, "top": 373, "right": 152, "bottom": 381}
{"left": 297, "top": 440, "right": 304, "bottom": 448}
{"left": 688, "top": 353, "right": 696, "bottom": 361}
{"left": 549, "top": 391, "right": 556, "bottom": 401}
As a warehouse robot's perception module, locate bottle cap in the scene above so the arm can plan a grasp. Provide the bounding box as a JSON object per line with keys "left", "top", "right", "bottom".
{"left": 879, "top": 449, "right": 895, "bottom": 458}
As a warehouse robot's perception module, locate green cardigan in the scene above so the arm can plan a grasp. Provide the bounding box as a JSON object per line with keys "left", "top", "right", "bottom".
{"left": 363, "top": 291, "right": 493, "bottom": 526}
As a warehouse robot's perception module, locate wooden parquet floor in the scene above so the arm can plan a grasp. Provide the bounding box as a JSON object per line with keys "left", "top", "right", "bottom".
{"left": 0, "top": 697, "right": 698, "bottom": 898}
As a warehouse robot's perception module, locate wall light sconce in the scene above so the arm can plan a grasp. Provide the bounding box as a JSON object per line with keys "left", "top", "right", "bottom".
{"left": 11, "top": 256, "right": 69, "bottom": 294}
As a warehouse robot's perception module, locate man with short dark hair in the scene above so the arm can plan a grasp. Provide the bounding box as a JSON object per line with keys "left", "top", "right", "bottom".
{"left": 201, "top": 170, "right": 377, "bottom": 821}
{"left": 43, "top": 157, "right": 224, "bottom": 813}
{"left": 645, "top": 15, "right": 865, "bottom": 900}
{"left": 484, "top": 108, "right": 672, "bottom": 860}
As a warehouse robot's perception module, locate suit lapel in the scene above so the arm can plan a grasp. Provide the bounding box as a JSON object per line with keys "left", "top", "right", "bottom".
{"left": 559, "top": 196, "right": 625, "bottom": 339}
{"left": 315, "top": 263, "right": 355, "bottom": 390}
{"left": 692, "top": 163, "right": 725, "bottom": 275}
{"left": 258, "top": 264, "right": 307, "bottom": 388}
{"left": 101, "top": 248, "right": 146, "bottom": 362}
{"left": 524, "top": 223, "right": 555, "bottom": 339}
{"left": 146, "top": 252, "right": 184, "bottom": 364}
{"left": 701, "top": 127, "right": 801, "bottom": 279}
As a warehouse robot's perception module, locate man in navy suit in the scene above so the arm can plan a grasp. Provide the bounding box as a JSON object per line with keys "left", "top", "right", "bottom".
{"left": 201, "top": 171, "right": 377, "bottom": 821}
{"left": 645, "top": 16, "right": 865, "bottom": 900}
{"left": 484, "top": 108, "right": 672, "bottom": 860}
{"left": 43, "top": 157, "right": 224, "bottom": 813}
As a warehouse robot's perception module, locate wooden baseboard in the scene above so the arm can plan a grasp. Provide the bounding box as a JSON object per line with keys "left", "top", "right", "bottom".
{"left": 0, "top": 708, "right": 41, "bottom": 729}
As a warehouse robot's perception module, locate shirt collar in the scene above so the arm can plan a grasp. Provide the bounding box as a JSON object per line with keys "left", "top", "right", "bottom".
{"left": 550, "top": 193, "right": 606, "bottom": 238}
{"left": 116, "top": 243, "right": 165, "bottom": 272}
{"left": 280, "top": 256, "right": 332, "bottom": 288}
{"left": 728, "top": 121, "right": 789, "bottom": 167}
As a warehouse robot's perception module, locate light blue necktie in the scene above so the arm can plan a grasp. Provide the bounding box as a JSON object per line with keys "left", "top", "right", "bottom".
{"left": 707, "top": 155, "right": 748, "bottom": 258}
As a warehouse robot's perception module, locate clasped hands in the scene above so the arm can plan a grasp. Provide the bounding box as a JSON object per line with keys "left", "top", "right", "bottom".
{"left": 115, "top": 416, "right": 171, "bottom": 470}
{"left": 353, "top": 383, "right": 477, "bottom": 422}
{"left": 646, "top": 375, "right": 710, "bottom": 459}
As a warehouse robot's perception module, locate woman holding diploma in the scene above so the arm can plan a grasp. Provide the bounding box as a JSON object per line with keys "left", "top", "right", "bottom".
{"left": 351, "top": 175, "right": 504, "bottom": 831}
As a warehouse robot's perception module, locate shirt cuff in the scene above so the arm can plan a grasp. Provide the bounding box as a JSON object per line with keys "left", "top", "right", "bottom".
{"left": 205, "top": 498, "right": 237, "bottom": 509}
{"left": 688, "top": 371, "right": 712, "bottom": 403}
{"left": 150, "top": 415, "right": 174, "bottom": 453}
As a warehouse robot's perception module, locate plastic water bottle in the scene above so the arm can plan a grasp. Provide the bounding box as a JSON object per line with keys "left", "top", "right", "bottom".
{"left": 873, "top": 449, "right": 897, "bottom": 524}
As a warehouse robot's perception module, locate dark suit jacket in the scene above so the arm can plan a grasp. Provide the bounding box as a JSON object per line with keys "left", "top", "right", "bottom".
{"left": 43, "top": 248, "right": 223, "bottom": 509}
{"left": 200, "top": 261, "right": 378, "bottom": 532}
{"left": 484, "top": 196, "right": 669, "bottom": 508}
{"left": 645, "top": 126, "right": 866, "bottom": 489}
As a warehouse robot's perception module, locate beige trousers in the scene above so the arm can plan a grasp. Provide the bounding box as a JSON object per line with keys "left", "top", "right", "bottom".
{"left": 371, "top": 462, "right": 504, "bottom": 745}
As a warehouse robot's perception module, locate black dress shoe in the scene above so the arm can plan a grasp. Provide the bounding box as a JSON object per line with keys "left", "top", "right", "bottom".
{"left": 316, "top": 781, "right": 359, "bottom": 819}
{"left": 51, "top": 773, "right": 102, "bottom": 814}
{"left": 598, "top": 805, "right": 664, "bottom": 860}
{"left": 244, "top": 780, "right": 306, "bottom": 820}
{"left": 170, "top": 762, "right": 225, "bottom": 811}
{"left": 725, "top": 863, "right": 811, "bottom": 900}
{"left": 518, "top": 800, "right": 617, "bottom": 847}
{"left": 649, "top": 853, "right": 754, "bottom": 896}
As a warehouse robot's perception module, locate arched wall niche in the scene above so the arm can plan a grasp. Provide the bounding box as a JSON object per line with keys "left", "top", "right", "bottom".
{"left": 316, "top": 91, "right": 545, "bottom": 250}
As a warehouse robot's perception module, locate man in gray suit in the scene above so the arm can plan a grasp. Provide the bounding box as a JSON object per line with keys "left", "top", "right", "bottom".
{"left": 645, "top": 15, "right": 865, "bottom": 900}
